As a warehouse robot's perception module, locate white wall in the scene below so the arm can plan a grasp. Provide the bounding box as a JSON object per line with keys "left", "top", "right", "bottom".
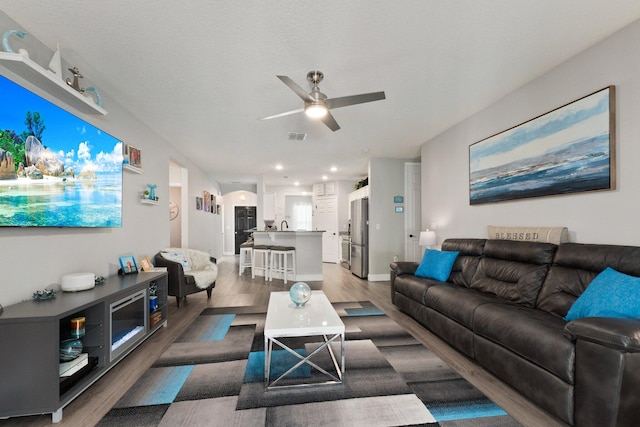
{"left": 421, "top": 19, "right": 640, "bottom": 246}
{"left": 0, "top": 12, "right": 221, "bottom": 306}
{"left": 369, "top": 158, "right": 414, "bottom": 279}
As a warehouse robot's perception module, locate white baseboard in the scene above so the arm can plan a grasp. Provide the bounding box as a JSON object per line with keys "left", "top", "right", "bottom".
{"left": 367, "top": 273, "right": 390, "bottom": 281}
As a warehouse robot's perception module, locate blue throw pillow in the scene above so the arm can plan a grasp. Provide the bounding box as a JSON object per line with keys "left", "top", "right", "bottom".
{"left": 565, "top": 267, "right": 640, "bottom": 321}
{"left": 415, "top": 249, "right": 459, "bottom": 282}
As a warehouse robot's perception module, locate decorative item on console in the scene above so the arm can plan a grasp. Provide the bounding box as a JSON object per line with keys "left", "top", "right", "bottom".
{"left": 33, "top": 288, "right": 56, "bottom": 300}
{"left": 61, "top": 272, "right": 96, "bottom": 292}
{"left": 118, "top": 256, "right": 138, "bottom": 275}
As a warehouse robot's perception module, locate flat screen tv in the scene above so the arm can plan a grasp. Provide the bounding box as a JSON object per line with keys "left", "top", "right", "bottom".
{"left": 0, "top": 75, "right": 122, "bottom": 227}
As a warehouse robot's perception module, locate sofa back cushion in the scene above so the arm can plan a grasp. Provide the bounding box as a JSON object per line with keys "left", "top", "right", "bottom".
{"left": 536, "top": 243, "right": 640, "bottom": 317}
{"left": 469, "top": 240, "right": 557, "bottom": 307}
{"left": 441, "top": 238, "right": 486, "bottom": 287}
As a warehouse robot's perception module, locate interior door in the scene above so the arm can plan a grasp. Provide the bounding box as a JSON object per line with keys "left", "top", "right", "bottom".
{"left": 405, "top": 163, "right": 422, "bottom": 261}
{"left": 315, "top": 197, "right": 339, "bottom": 263}
{"left": 234, "top": 206, "right": 256, "bottom": 254}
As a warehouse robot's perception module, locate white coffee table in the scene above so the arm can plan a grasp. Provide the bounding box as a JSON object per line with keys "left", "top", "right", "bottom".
{"left": 264, "top": 290, "right": 345, "bottom": 389}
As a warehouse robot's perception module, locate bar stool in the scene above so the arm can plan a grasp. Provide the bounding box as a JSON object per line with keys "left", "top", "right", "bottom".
{"left": 238, "top": 242, "right": 253, "bottom": 276}
{"left": 252, "top": 245, "right": 272, "bottom": 280}
{"left": 269, "top": 246, "right": 296, "bottom": 284}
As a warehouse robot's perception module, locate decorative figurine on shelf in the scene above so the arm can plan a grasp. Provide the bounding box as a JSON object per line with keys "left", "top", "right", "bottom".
{"left": 48, "top": 43, "right": 62, "bottom": 78}
{"left": 66, "top": 67, "right": 85, "bottom": 93}
{"left": 85, "top": 87, "right": 103, "bottom": 107}
{"left": 2, "top": 29, "right": 28, "bottom": 54}
{"left": 147, "top": 184, "right": 157, "bottom": 201}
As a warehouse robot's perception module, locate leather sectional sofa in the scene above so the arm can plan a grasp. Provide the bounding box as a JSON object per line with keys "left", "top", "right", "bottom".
{"left": 390, "top": 238, "right": 640, "bottom": 427}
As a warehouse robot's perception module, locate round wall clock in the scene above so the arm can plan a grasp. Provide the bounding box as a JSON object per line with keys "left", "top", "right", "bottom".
{"left": 169, "top": 201, "right": 179, "bottom": 221}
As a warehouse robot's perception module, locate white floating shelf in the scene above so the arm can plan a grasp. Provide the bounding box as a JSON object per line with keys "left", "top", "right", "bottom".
{"left": 140, "top": 199, "right": 159, "bottom": 206}
{"left": 0, "top": 51, "right": 107, "bottom": 115}
{"left": 123, "top": 164, "right": 143, "bottom": 174}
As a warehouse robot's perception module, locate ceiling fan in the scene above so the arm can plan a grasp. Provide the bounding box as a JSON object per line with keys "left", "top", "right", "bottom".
{"left": 260, "top": 71, "right": 386, "bottom": 131}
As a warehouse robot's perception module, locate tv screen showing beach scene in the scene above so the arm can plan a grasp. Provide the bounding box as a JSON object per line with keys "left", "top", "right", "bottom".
{"left": 0, "top": 75, "right": 122, "bottom": 227}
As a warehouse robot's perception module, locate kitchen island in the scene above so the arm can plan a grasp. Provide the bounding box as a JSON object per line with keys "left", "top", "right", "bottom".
{"left": 252, "top": 230, "right": 324, "bottom": 281}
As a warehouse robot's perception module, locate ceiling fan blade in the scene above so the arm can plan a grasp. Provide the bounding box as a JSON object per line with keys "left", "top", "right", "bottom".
{"left": 277, "top": 75, "right": 314, "bottom": 102}
{"left": 326, "top": 91, "right": 386, "bottom": 110}
{"left": 320, "top": 111, "right": 341, "bottom": 131}
{"left": 260, "top": 108, "right": 304, "bottom": 121}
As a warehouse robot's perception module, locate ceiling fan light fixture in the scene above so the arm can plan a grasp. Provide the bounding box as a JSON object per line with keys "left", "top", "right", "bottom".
{"left": 305, "top": 103, "right": 328, "bottom": 118}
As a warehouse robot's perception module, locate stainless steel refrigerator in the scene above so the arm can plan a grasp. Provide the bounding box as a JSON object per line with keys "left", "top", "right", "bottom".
{"left": 350, "top": 198, "right": 368, "bottom": 278}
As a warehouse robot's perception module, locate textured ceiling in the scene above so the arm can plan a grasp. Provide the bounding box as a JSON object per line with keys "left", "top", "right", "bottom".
{"left": 2, "top": 1, "right": 640, "bottom": 186}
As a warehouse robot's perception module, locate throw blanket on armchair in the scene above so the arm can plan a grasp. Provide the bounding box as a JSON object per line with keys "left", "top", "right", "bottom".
{"left": 161, "top": 248, "right": 218, "bottom": 289}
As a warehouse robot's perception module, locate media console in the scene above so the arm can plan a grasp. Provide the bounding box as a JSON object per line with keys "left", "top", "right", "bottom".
{"left": 0, "top": 271, "right": 168, "bottom": 423}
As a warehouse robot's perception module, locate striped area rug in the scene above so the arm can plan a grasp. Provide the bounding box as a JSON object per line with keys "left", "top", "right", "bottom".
{"left": 98, "top": 301, "right": 521, "bottom": 426}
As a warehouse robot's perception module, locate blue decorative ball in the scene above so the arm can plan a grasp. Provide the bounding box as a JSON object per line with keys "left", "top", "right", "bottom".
{"left": 289, "top": 282, "right": 311, "bottom": 307}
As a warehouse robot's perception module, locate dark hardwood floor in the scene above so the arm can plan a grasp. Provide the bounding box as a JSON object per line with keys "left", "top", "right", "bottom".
{"left": 1, "top": 258, "right": 567, "bottom": 427}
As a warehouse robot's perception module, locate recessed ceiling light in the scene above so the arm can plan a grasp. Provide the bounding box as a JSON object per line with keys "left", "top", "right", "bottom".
{"left": 330, "top": 166, "right": 337, "bottom": 172}
{"left": 275, "top": 164, "right": 283, "bottom": 170}
{"left": 322, "top": 175, "right": 328, "bottom": 180}
{"left": 294, "top": 181, "right": 300, "bottom": 186}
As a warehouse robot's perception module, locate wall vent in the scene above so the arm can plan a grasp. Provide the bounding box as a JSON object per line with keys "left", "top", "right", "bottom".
{"left": 288, "top": 132, "right": 307, "bottom": 141}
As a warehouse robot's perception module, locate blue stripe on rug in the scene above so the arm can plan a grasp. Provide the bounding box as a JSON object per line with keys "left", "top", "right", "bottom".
{"left": 428, "top": 400, "right": 508, "bottom": 421}
{"left": 139, "top": 365, "right": 194, "bottom": 406}
{"left": 345, "top": 307, "right": 385, "bottom": 316}
{"left": 244, "top": 349, "right": 311, "bottom": 383}
{"left": 196, "top": 314, "right": 235, "bottom": 341}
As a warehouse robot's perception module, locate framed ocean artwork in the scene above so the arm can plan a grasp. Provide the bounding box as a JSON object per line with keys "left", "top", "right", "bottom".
{"left": 469, "top": 86, "right": 615, "bottom": 205}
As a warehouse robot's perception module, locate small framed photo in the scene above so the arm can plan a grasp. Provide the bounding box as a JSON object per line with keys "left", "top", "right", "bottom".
{"left": 126, "top": 144, "right": 142, "bottom": 169}
{"left": 196, "top": 197, "right": 203, "bottom": 210}
{"left": 393, "top": 195, "right": 404, "bottom": 203}
{"left": 119, "top": 255, "right": 138, "bottom": 275}
{"left": 395, "top": 206, "right": 404, "bottom": 213}
{"left": 139, "top": 256, "right": 153, "bottom": 272}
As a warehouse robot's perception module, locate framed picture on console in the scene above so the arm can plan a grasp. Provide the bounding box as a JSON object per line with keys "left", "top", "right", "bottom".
{"left": 119, "top": 255, "right": 138, "bottom": 275}
{"left": 469, "top": 86, "right": 615, "bottom": 205}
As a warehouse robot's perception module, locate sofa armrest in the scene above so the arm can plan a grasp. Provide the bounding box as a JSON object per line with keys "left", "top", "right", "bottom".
{"left": 564, "top": 317, "right": 640, "bottom": 426}
{"left": 564, "top": 317, "right": 640, "bottom": 352}
{"left": 391, "top": 261, "right": 419, "bottom": 276}
{"left": 390, "top": 262, "right": 420, "bottom": 304}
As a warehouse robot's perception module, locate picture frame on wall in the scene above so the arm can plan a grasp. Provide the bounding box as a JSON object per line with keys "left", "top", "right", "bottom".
{"left": 210, "top": 194, "right": 216, "bottom": 213}
{"left": 126, "top": 145, "right": 142, "bottom": 169}
{"left": 119, "top": 255, "right": 138, "bottom": 275}
{"left": 469, "top": 86, "right": 615, "bottom": 205}
{"left": 216, "top": 204, "right": 221, "bottom": 215}
{"left": 203, "top": 191, "right": 210, "bottom": 212}
{"left": 196, "top": 197, "right": 203, "bottom": 210}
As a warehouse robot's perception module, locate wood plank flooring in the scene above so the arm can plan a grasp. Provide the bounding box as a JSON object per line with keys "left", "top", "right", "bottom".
{"left": 0, "top": 258, "right": 567, "bottom": 427}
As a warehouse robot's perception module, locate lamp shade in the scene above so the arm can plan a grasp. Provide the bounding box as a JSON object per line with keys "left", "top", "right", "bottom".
{"left": 419, "top": 230, "right": 437, "bottom": 246}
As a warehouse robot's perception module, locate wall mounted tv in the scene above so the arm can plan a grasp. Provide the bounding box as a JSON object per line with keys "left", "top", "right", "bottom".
{"left": 0, "top": 75, "right": 122, "bottom": 227}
